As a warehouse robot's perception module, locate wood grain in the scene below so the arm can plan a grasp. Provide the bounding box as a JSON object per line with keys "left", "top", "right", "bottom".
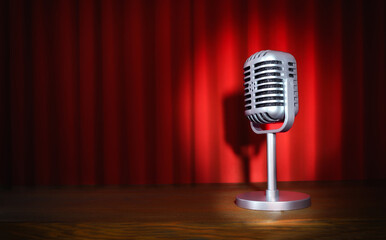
{"left": 1, "top": 181, "right": 385, "bottom": 239}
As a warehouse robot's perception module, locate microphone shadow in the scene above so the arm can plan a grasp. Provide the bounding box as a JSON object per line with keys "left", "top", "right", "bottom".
{"left": 223, "top": 92, "right": 265, "bottom": 185}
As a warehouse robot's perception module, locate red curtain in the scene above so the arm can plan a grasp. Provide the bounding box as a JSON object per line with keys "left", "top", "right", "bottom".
{"left": 0, "top": 0, "right": 385, "bottom": 186}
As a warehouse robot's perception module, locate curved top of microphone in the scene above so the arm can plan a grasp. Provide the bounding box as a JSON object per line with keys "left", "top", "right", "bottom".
{"left": 243, "top": 50, "right": 299, "bottom": 134}
{"left": 245, "top": 50, "right": 296, "bottom": 65}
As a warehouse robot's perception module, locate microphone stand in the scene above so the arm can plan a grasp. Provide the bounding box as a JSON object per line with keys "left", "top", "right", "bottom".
{"left": 235, "top": 131, "right": 310, "bottom": 210}
{"left": 266, "top": 133, "right": 279, "bottom": 202}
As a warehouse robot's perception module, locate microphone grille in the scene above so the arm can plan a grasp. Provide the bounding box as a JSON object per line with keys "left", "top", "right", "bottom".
{"left": 244, "top": 50, "right": 299, "bottom": 124}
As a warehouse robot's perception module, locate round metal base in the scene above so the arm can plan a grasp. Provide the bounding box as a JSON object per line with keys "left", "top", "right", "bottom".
{"left": 235, "top": 191, "right": 311, "bottom": 211}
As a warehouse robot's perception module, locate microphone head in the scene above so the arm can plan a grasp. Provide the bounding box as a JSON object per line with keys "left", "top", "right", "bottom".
{"left": 243, "top": 50, "right": 299, "bottom": 124}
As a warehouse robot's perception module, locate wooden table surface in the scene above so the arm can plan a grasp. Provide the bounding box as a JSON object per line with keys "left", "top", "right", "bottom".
{"left": 1, "top": 180, "right": 385, "bottom": 239}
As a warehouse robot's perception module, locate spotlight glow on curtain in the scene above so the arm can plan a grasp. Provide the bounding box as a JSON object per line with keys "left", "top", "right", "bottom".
{"left": 0, "top": 0, "right": 385, "bottom": 186}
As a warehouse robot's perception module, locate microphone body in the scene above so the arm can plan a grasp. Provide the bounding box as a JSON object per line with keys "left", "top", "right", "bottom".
{"left": 243, "top": 50, "right": 298, "bottom": 133}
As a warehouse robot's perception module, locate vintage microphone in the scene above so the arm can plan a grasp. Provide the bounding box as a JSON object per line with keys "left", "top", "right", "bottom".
{"left": 235, "top": 50, "right": 311, "bottom": 211}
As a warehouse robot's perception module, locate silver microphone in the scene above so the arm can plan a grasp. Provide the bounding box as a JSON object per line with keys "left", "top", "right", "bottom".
{"left": 243, "top": 50, "right": 298, "bottom": 133}
{"left": 236, "top": 50, "right": 310, "bottom": 211}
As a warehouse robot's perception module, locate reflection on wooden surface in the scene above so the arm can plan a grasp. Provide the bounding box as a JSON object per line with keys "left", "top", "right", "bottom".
{"left": 1, "top": 181, "right": 385, "bottom": 239}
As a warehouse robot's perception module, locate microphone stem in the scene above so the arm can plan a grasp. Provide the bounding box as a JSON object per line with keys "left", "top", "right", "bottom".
{"left": 266, "top": 133, "right": 279, "bottom": 201}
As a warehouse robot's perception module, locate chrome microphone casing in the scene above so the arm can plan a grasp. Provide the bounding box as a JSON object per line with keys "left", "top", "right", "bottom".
{"left": 243, "top": 50, "right": 298, "bottom": 133}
